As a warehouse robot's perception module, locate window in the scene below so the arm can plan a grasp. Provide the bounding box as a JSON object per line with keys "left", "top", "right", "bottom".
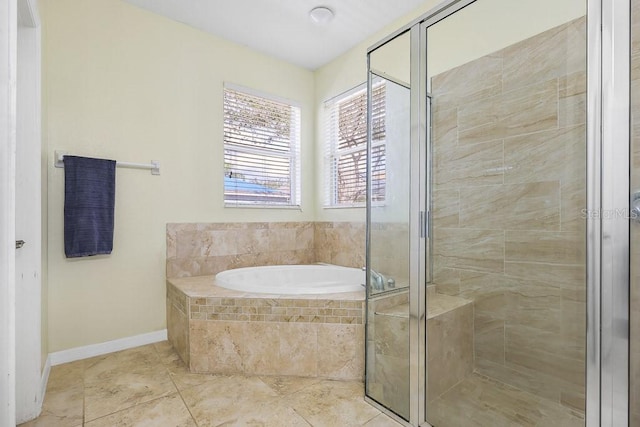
{"left": 324, "top": 82, "right": 386, "bottom": 207}
{"left": 223, "top": 84, "right": 301, "bottom": 207}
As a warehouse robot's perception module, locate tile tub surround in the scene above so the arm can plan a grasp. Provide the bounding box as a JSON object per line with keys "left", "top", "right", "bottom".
{"left": 431, "top": 17, "right": 587, "bottom": 413}
{"left": 167, "top": 275, "right": 365, "bottom": 381}
{"left": 166, "top": 222, "right": 365, "bottom": 279}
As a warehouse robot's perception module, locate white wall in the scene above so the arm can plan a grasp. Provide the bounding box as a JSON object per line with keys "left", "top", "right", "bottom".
{"left": 40, "top": 0, "right": 315, "bottom": 352}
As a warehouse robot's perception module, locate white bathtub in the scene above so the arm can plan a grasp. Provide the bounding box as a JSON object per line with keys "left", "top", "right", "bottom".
{"left": 215, "top": 264, "right": 365, "bottom": 295}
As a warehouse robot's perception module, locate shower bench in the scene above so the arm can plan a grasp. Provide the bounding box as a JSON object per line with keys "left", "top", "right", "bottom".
{"left": 367, "top": 289, "right": 473, "bottom": 411}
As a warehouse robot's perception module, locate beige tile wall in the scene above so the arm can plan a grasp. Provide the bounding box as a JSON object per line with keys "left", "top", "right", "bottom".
{"left": 431, "top": 17, "right": 587, "bottom": 413}
{"left": 315, "top": 222, "right": 366, "bottom": 268}
{"left": 167, "top": 285, "right": 190, "bottom": 365}
{"left": 632, "top": 0, "right": 640, "bottom": 424}
{"left": 166, "top": 222, "right": 364, "bottom": 279}
{"left": 187, "top": 319, "right": 365, "bottom": 380}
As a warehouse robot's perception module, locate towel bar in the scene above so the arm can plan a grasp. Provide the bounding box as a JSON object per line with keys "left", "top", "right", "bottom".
{"left": 54, "top": 150, "right": 160, "bottom": 175}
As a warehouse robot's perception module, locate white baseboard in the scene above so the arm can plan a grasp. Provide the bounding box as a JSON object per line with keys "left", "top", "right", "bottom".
{"left": 49, "top": 329, "right": 168, "bottom": 366}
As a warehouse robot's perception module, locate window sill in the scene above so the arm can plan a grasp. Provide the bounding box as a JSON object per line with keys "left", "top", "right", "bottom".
{"left": 323, "top": 205, "right": 365, "bottom": 210}
{"left": 322, "top": 202, "right": 386, "bottom": 209}
{"left": 224, "top": 203, "right": 303, "bottom": 211}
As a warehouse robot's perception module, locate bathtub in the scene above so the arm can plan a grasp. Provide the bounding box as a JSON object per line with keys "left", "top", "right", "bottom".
{"left": 167, "top": 264, "right": 366, "bottom": 379}
{"left": 215, "top": 264, "right": 364, "bottom": 295}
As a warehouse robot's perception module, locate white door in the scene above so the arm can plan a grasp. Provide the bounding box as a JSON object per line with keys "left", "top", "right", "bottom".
{"left": 0, "top": 0, "right": 17, "bottom": 425}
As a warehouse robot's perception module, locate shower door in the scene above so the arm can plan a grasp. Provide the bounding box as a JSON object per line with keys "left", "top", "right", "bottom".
{"left": 365, "top": 30, "right": 416, "bottom": 422}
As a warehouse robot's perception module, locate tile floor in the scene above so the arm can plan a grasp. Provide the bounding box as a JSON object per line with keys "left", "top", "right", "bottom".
{"left": 19, "top": 341, "right": 403, "bottom": 427}
{"left": 427, "top": 373, "right": 585, "bottom": 427}
{"left": 18, "top": 340, "right": 587, "bottom": 427}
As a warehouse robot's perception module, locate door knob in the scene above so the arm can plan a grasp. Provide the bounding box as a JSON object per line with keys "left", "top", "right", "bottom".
{"left": 15, "top": 240, "right": 25, "bottom": 249}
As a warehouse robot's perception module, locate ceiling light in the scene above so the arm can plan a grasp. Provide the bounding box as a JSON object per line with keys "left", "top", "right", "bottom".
{"left": 309, "top": 6, "right": 334, "bottom": 25}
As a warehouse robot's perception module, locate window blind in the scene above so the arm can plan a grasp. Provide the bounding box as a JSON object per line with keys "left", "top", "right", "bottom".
{"left": 324, "top": 82, "right": 386, "bottom": 206}
{"left": 223, "top": 85, "right": 301, "bottom": 207}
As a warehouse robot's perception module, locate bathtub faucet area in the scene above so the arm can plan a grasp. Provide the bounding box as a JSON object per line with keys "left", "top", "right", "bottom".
{"left": 364, "top": 267, "right": 395, "bottom": 291}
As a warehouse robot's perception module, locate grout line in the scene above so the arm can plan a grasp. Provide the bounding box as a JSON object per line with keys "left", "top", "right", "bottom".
{"left": 84, "top": 394, "right": 178, "bottom": 426}
{"left": 152, "top": 343, "right": 201, "bottom": 427}
{"left": 290, "top": 406, "right": 314, "bottom": 427}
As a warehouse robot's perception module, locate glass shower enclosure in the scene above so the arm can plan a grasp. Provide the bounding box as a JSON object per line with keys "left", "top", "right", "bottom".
{"left": 365, "top": 0, "right": 631, "bottom": 426}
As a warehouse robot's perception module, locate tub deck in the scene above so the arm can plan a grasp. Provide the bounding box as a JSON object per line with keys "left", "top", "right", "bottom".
{"left": 169, "top": 274, "right": 365, "bottom": 301}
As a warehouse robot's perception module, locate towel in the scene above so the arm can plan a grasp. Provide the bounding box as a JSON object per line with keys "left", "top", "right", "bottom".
{"left": 64, "top": 156, "right": 117, "bottom": 258}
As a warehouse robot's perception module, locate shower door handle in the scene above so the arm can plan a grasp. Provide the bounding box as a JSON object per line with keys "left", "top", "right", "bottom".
{"left": 419, "top": 211, "right": 429, "bottom": 238}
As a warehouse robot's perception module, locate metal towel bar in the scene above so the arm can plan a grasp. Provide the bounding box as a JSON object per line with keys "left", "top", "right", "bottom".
{"left": 54, "top": 150, "right": 160, "bottom": 175}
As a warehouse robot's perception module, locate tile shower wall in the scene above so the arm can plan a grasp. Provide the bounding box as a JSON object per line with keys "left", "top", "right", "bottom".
{"left": 431, "top": 17, "right": 586, "bottom": 412}
{"left": 166, "top": 222, "right": 365, "bottom": 279}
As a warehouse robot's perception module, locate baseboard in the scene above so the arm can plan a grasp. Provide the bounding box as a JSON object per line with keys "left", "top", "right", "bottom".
{"left": 49, "top": 329, "right": 168, "bottom": 366}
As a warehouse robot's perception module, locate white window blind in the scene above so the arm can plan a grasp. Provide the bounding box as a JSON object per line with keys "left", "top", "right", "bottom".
{"left": 223, "top": 84, "right": 301, "bottom": 207}
{"left": 324, "top": 82, "right": 386, "bottom": 207}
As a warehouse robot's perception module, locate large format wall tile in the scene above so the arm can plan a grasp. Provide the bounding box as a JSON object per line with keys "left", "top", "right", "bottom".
{"left": 167, "top": 222, "right": 365, "bottom": 279}
{"left": 433, "top": 228, "right": 504, "bottom": 273}
{"left": 502, "top": 18, "right": 586, "bottom": 92}
{"left": 504, "top": 125, "right": 586, "bottom": 185}
{"left": 432, "top": 189, "right": 460, "bottom": 228}
{"left": 457, "top": 79, "right": 559, "bottom": 146}
{"left": 459, "top": 182, "right": 560, "bottom": 231}
{"left": 431, "top": 53, "right": 503, "bottom": 112}
{"left": 559, "top": 72, "right": 587, "bottom": 127}
{"left": 500, "top": 79, "right": 559, "bottom": 138}
{"left": 434, "top": 140, "right": 504, "bottom": 189}
{"left": 505, "top": 230, "right": 585, "bottom": 265}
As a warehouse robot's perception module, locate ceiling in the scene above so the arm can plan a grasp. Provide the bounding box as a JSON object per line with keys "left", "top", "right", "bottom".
{"left": 122, "top": 0, "right": 427, "bottom": 70}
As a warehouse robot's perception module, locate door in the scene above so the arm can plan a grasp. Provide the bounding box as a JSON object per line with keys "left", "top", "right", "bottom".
{"left": 365, "top": 30, "right": 415, "bottom": 423}
{"left": 15, "top": 0, "right": 43, "bottom": 422}
{"left": 0, "top": 0, "right": 18, "bottom": 425}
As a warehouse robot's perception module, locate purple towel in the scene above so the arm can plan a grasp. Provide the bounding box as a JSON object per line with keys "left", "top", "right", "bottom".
{"left": 64, "top": 156, "right": 116, "bottom": 258}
